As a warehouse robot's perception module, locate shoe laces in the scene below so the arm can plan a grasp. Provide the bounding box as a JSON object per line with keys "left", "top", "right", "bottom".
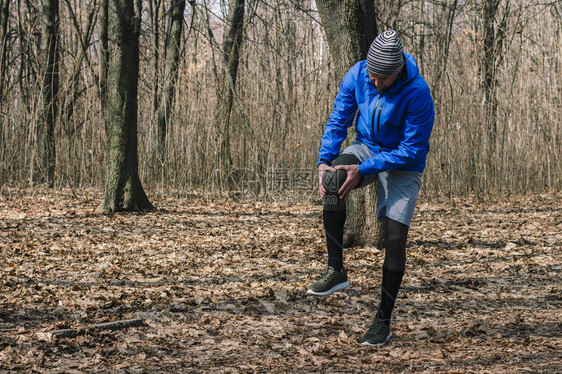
{"left": 368, "top": 318, "right": 389, "bottom": 334}
{"left": 321, "top": 266, "right": 336, "bottom": 281}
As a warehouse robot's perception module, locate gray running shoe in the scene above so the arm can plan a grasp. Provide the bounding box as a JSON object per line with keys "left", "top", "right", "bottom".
{"left": 307, "top": 266, "right": 350, "bottom": 296}
{"left": 361, "top": 317, "right": 391, "bottom": 346}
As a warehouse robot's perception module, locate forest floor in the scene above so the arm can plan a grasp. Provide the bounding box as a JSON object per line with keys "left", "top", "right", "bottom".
{"left": 0, "top": 187, "right": 561, "bottom": 373}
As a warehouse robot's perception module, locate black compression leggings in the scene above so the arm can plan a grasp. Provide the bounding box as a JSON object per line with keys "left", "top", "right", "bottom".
{"left": 383, "top": 217, "right": 409, "bottom": 272}
{"left": 322, "top": 153, "right": 409, "bottom": 271}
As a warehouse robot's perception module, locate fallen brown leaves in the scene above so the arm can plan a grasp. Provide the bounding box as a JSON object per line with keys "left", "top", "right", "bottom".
{"left": 1, "top": 188, "right": 561, "bottom": 373}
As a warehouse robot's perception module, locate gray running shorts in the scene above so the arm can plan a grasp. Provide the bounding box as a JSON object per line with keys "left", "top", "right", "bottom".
{"left": 341, "top": 141, "right": 422, "bottom": 226}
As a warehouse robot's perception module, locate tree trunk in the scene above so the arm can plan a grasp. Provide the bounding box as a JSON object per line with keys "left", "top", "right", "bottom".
{"left": 156, "top": 0, "right": 185, "bottom": 159}
{"left": 99, "top": 0, "right": 108, "bottom": 118}
{"left": 18, "top": 0, "right": 38, "bottom": 109}
{"left": 0, "top": 0, "right": 9, "bottom": 102}
{"left": 97, "top": 0, "right": 153, "bottom": 213}
{"left": 148, "top": 0, "right": 161, "bottom": 131}
{"left": 214, "top": 0, "right": 245, "bottom": 189}
{"left": 38, "top": 0, "right": 59, "bottom": 187}
{"left": 316, "top": 0, "right": 382, "bottom": 248}
{"left": 481, "top": 0, "right": 500, "bottom": 150}
{"left": 481, "top": 0, "right": 509, "bottom": 191}
{"left": 0, "top": 0, "right": 7, "bottom": 185}
{"left": 61, "top": 0, "right": 97, "bottom": 129}
{"left": 316, "top": 0, "right": 376, "bottom": 78}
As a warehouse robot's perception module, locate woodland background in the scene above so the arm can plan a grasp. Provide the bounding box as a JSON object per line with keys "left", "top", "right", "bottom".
{"left": 0, "top": 0, "right": 560, "bottom": 198}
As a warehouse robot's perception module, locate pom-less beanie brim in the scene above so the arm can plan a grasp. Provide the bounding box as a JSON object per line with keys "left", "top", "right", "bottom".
{"left": 367, "top": 30, "right": 405, "bottom": 76}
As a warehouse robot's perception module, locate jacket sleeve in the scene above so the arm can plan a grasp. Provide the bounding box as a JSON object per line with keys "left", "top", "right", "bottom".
{"left": 317, "top": 68, "right": 358, "bottom": 166}
{"left": 358, "top": 88, "right": 435, "bottom": 175}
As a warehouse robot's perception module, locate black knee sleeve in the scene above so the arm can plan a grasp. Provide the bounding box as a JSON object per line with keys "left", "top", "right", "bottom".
{"left": 323, "top": 169, "right": 347, "bottom": 211}
{"left": 322, "top": 153, "right": 360, "bottom": 212}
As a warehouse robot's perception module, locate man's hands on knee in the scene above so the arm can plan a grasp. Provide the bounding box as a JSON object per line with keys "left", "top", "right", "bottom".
{"left": 318, "top": 163, "right": 336, "bottom": 198}
{"left": 318, "top": 163, "right": 361, "bottom": 200}
{"left": 335, "top": 164, "right": 361, "bottom": 200}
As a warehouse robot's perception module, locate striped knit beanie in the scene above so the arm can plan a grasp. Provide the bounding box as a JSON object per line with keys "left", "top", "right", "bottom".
{"left": 366, "top": 30, "right": 405, "bottom": 76}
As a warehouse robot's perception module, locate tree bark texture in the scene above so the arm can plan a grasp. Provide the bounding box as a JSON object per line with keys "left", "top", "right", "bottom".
{"left": 38, "top": 0, "right": 59, "bottom": 187}
{"left": 156, "top": 0, "right": 185, "bottom": 158}
{"left": 316, "top": 0, "right": 382, "bottom": 248}
{"left": 97, "top": 0, "right": 153, "bottom": 213}
{"left": 316, "top": 0, "right": 376, "bottom": 78}
{"left": 214, "top": 0, "right": 245, "bottom": 189}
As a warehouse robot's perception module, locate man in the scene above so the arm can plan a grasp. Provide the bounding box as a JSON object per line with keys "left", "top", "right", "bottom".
{"left": 307, "top": 30, "right": 435, "bottom": 346}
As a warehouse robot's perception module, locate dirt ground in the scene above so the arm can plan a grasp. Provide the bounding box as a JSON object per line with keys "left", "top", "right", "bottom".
{"left": 1, "top": 188, "right": 561, "bottom": 373}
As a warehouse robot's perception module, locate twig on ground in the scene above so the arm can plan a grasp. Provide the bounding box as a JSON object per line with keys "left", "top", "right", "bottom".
{"left": 47, "top": 318, "right": 146, "bottom": 339}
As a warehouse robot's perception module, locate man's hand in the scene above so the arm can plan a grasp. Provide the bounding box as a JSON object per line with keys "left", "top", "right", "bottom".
{"left": 336, "top": 164, "right": 361, "bottom": 200}
{"left": 318, "top": 163, "right": 336, "bottom": 198}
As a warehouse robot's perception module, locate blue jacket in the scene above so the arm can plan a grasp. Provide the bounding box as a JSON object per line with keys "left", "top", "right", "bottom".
{"left": 317, "top": 53, "right": 435, "bottom": 176}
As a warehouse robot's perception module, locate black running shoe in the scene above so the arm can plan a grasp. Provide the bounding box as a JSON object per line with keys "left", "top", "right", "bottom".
{"left": 307, "top": 266, "right": 350, "bottom": 296}
{"left": 361, "top": 317, "right": 391, "bottom": 346}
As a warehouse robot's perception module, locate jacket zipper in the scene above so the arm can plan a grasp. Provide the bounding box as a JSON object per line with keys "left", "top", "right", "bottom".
{"left": 377, "top": 105, "right": 383, "bottom": 132}
{"left": 371, "top": 95, "right": 382, "bottom": 136}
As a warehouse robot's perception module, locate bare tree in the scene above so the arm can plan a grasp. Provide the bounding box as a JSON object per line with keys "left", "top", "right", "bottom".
{"left": 99, "top": 0, "right": 108, "bottom": 117}
{"left": 37, "top": 0, "right": 59, "bottom": 187}
{"left": 148, "top": 0, "right": 162, "bottom": 125}
{"left": 62, "top": 0, "right": 97, "bottom": 129}
{"left": 156, "top": 0, "right": 186, "bottom": 159}
{"left": 97, "top": 0, "right": 153, "bottom": 212}
{"left": 0, "top": 0, "right": 7, "bottom": 184}
{"left": 0, "top": 0, "right": 560, "bottom": 198}
{"left": 0, "top": 0, "right": 9, "bottom": 102}
{"left": 16, "top": 0, "right": 39, "bottom": 110}
{"left": 481, "top": 0, "right": 509, "bottom": 151}
{"left": 316, "top": 0, "right": 381, "bottom": 248}
{"left": 215, "top": 0, "right": 245, "bottom": 189}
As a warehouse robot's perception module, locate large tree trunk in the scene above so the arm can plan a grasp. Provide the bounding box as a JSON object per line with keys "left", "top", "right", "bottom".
{"left": 316, "top": 0, "right": 376, "bottom": 78}
{"left": 156, "top": 0, "right": 185, "bottom": 159}
{"left": 214, "top": 0, "right": 245, "bottom": 189}
{"left": 316, "top": 0, "right": 382, "bottom": 248}
{"left": 97, "top": 0, "right": 153, "bottom": 213}
{"left": 38, "top": 0, "right": 59, "bottom": 187}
